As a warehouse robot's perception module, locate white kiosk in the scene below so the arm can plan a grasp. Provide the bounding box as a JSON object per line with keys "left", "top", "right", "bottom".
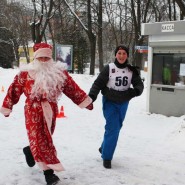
{"left": 141, "top": 20, "right": 185, "bottom": 117}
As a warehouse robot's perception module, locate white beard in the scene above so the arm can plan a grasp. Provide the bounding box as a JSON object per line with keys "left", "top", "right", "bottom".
{"left": 20, "top": 59, "right": 67, "bottom": 102}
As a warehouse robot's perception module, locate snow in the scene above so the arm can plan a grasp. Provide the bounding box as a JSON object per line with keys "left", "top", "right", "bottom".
{"left": 0, "top": 67, "right": 185, "bottom": 185}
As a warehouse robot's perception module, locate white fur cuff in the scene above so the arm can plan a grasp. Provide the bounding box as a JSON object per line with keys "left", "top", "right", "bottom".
{"left": 0, "top": 107, "right": 12, "bottom": 116}
{"left": 34, "top": 48, "right": 52, "bottom": 59}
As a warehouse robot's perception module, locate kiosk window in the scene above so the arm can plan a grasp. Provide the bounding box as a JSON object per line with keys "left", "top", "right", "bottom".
{"left": 152, "top": 53, "right": 185, "bottom": 86}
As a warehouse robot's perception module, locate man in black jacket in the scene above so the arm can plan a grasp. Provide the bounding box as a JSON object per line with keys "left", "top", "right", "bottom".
{"left": 89, "top": 45, "right": 144, "bottom": 169}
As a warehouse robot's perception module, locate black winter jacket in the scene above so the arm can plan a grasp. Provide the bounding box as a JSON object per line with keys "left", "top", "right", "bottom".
{"left": 89, "top": 60, "right": 144, "bottom": 103}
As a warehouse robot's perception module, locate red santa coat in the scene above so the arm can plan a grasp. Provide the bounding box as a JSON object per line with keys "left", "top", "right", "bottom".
{"left": 0, "top": 70, "right": 92, "bottom": 172}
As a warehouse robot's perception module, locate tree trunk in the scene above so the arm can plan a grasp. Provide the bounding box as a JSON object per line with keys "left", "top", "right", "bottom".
{"left": 98, "top": 0, "right": 103, "bottom": 72}
{"left": 88, "top": 32, "right": 96, "bottom": 75}
{"left": 174, "top": 0, "right": 185, "bottom": 17}
{"left": 87, "top": 0, "right": 96, "bottom": 75}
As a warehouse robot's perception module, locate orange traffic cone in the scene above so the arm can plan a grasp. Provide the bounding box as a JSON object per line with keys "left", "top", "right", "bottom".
{"left": 56, "top": 106, "right": 66, "bottom": 118}
{"left": 1, "top": 86, "right": 4, "bottom": 92}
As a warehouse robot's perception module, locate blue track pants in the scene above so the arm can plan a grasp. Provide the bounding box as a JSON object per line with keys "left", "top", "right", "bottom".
{"left": 101, "top": 96, "right": 129, "bottom": 160}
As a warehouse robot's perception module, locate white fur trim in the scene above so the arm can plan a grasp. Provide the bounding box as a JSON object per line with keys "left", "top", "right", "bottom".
{"left": 41, "top": 101, "right": 53, "bottom": 135}
{"left": 37, "top": 162, "right": 50, "bottom": 171}
{"left": 0, "top": 107, "right": 12, "bottom": 116}
{"left": 37, "top": 162, "right": 65, "bottom": 172}
{"left": 47, "top": 163, "right": 65, "bottom": 172}
{"left": 34, "top": 48, "right": 52, "bottom": 59}
{"left": 78, "top": 96, "right": 92, "bottom": 108}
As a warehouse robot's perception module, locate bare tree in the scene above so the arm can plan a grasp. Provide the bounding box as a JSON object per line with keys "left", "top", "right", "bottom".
{"left": 62, "top": 0, "right": 96, "bottom": 75}
{"left": 2, "top": 0, "right": 185, "bottom": 70}
{"left": 0, "top": 27, "right": 15, "bottom": 68}
{"left": 174, "top": 0, "right": 185, "bottom": 17}
{"left": 30, "top": 0, "right": 55, "bottom": 44}
{"left": 97, "top": 0, "right": 104, "bottom": 72}
{"left": 173, "top": 0, "right": 177, "bottom": 20}
{"left": 0, "top": 1, "right": 31, "bottom": 65}
{"left": 130, "top": 0, "right": 152, "bottom": 67}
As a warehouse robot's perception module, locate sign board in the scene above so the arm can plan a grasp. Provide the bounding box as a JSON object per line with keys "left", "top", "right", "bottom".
{"left": 55, "top": 44, "right": 73, "bottom": 71}
{"left": 180, "top": 63, "right": 185, "bottom": 76}
{"left": 141, "top": 20, "right": 185, "bottom": 35}
{"left": 135, "top": 46, "right": 148, "bottom": 53}
{"left": 135, "top": 46, "right": 148, "bottom": 50}
{"left": 161, "top": 24, "right": 174, "bottom": 32}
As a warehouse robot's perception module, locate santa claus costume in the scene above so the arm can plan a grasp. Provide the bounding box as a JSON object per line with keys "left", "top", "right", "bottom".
{"left": 0, "top": 42, "right": 93, "bottom": 185}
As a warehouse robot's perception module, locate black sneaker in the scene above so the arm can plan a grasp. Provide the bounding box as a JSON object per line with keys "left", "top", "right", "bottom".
{"left": 44, "top": 169, "right": 60, "bottom": 185}
{"left": 103, "top": 160, "right": 111, "bottom": 169}
{"left": 23, "top": 146, "right": 35, "bottom": 167}
{"left": 98, "top": 147, "right": 102, "bottom": 154}
{"left": 46, "top": 174, "right": 60, "bottom": 185}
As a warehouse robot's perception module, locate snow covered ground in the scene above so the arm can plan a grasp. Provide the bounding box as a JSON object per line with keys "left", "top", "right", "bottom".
{"left": 0, "top": 67, "right": 185, "bottom": 185}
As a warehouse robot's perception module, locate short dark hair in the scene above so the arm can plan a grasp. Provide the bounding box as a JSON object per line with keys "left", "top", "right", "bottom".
{"left": 114, "top": 45, "right": 129, "bottom": 56}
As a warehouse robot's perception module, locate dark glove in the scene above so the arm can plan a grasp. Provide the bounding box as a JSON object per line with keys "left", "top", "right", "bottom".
{"left": 88, "top": 94, "right": 97, "bottom": 102}
{"left": 127, "top": 88, "right": 137, "bottom": 98}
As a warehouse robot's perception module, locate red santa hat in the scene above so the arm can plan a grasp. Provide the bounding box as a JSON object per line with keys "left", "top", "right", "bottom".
{"left": 33, "top": 42, "right": 53, "bottom": 59}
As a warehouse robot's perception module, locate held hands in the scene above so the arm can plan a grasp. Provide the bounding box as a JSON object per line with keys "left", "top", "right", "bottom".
{"left": 78, "top": 96, "right": 93, "bottom": 110}
{"left": 86, "top": 103, "right": 93, "bottom": 110}
{"left": 86, "top": 96, "right": 94, "bottom": 110}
